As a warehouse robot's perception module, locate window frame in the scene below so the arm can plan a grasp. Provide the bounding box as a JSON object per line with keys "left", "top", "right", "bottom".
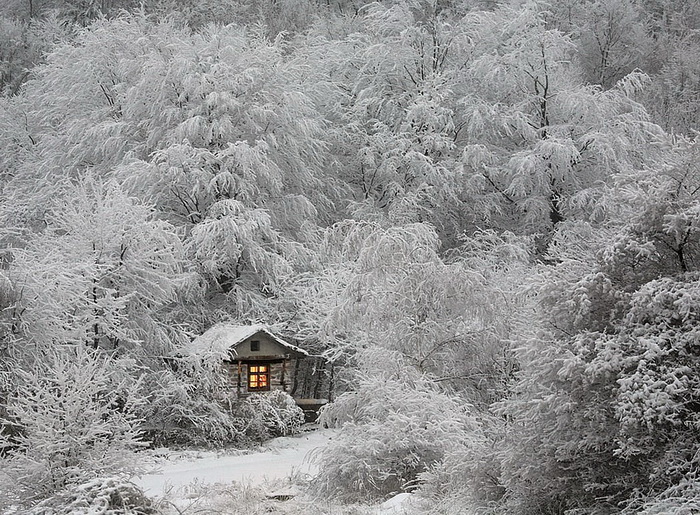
{"left": 247, "top": 363, "right": 270, "bottom": 391}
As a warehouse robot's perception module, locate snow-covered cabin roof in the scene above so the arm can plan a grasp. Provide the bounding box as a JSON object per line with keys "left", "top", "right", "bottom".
{"left": 189, "top": 323, "right": 309, "bottom": 357}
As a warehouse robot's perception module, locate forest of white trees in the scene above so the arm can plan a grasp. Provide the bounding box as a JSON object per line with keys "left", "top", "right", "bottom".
{"left": 0, "top": 0, "right": 699, "bottom": 513}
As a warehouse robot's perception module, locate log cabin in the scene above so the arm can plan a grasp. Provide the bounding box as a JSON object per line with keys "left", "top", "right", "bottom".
{"left": 191, "top": 323, "right": 309, "bottom": 396}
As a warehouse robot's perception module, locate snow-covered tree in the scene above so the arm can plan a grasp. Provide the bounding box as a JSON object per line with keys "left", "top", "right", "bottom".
{"left": 0, "top": 345, "right": 146, "bottom": 508}
{"left": 457, "top": 1, "right": 666, "bottom": 238}
{"left": 0, "top": 12, "right": 334, "bottom": 325}
{"left": 494, "top": 137, "right": 700, "bottom": 513}
{"left": 290, "top": 220, "right": 530, "bottom": 505}
{"left": 548, "top": 0, "right": 653, "bottom": 89}
{"left": 287, "top": 220, "right": 527, "bottom": 407}
{"left": 644, "top": 35, "right": 700, "bottom": 135}
{"left": 4, "top": 176, "right": 189, "bottom": 355}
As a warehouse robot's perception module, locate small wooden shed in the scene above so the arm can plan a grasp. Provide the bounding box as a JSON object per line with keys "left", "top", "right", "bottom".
{"left": 191, "top": 324, "right": 309, "bottom": 396}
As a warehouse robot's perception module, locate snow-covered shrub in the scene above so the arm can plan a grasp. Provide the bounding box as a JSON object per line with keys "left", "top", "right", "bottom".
{"left": 414, "top": 417, "right": 506, "bottom": 513}
{"left": 135, "top": 342, "right": 305, "bottom": 449}
{"left": 136, "top": 357, "right": 242, "bottom": 448}
{"left": 630, "top": 476, "right": 700, "bottom": 515}
{"left": 312, "top": 373, "right": 481, "bottom": 503}
{"left": 0, "top": 346, "right": 146, "bottom": 507}
{"left": 153, "top": 478, "right": 377, "bottom": 515}
{"left": 236, "top": 390, "right": 305, "bottom": 442}
{"left": 494, "top": 162, "right": 700, "bottom": 513}
{"left": 27, "top": 477, "right": 154, "bottom": 515}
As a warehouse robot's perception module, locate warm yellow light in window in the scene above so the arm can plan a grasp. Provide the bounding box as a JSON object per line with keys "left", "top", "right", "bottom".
{"left": 248, "top": 364, "right": 270, "bottom": 390}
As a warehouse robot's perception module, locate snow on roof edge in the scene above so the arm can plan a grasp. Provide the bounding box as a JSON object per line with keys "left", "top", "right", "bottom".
{"left": 189, "top": 323, "right": 309, "bottom": 357}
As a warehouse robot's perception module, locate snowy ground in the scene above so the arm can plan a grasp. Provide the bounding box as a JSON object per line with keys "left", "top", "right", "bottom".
{"left": 133, "top": 427, "right": 414, "bottom": 514}
{"left": 135, "top": 428, "right": 332, "bottom": 496}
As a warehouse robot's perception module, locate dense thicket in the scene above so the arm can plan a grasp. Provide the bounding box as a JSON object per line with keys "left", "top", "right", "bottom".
{"left": 0, "top": 0, "right": 698, "bottom": 513}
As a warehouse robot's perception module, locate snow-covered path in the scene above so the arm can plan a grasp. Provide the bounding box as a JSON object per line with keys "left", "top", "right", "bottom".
{"left": 135, "top": 429, "right": 333, "bottom": 496}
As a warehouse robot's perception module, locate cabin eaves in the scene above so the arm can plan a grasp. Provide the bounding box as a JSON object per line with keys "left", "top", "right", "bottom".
{"left": 190, "top": 323, "right": 309, "bottom": 358}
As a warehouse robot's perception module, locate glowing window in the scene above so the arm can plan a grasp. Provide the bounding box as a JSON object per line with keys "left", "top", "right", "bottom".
{"left": 248, "top": 364, "right": 270, "bottom": 391}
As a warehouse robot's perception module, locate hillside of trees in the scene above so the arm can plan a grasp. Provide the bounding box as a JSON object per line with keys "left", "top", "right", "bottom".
{"left": 0, "top": 0, "right": 699, "bottom": 513}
